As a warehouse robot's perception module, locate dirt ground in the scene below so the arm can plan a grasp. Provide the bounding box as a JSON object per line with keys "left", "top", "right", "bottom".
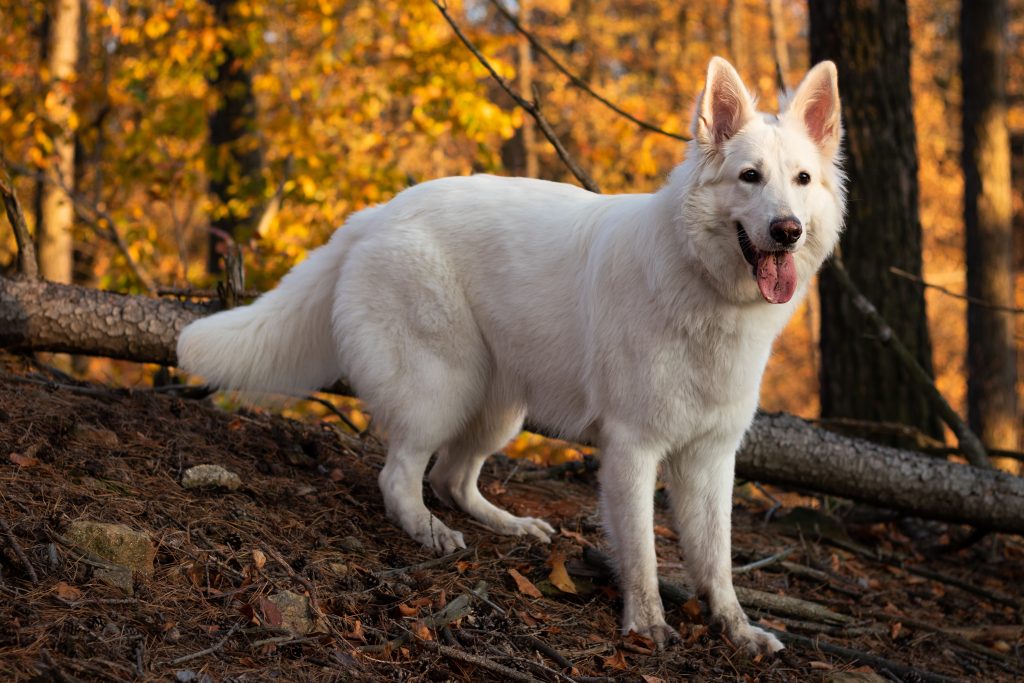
{"left": 1, "top": 353, "right": 1022, "bottom": 682}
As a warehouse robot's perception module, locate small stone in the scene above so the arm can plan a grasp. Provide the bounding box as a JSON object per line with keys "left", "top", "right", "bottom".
{"left": 267, "top": 590, "right": 327, "bottom": 635}
{"left": 181, "top": 464, "right": 242, "bottom": 491}
{"left": 65, "top": 520, "right": 155, "bottom": 577}
{"left": 327, "top": 562, "right": 349, "bottom": 578}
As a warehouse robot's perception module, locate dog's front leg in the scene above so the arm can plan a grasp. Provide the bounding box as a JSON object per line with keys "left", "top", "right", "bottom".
{"left": 598, "top": 442, "right": 677, "bottom": 647}
{"left": 666, "top": 445, "right": 783, "bottom": 656}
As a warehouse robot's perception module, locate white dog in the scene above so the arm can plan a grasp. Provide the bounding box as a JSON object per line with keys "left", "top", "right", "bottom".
{"left": 178, "top": 57, "right": 844, "bottom": 655}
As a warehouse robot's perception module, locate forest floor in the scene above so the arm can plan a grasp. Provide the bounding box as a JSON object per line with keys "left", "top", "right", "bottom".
{"left": 1, "top": 352, "right": 1023, "bottom": 682}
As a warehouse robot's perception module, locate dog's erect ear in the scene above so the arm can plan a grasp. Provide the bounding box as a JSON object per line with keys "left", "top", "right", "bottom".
{"left": 694, "top": 57, "right": 756, "bottom": 146}
{"left": 787, "top": 61, "right": 841, "bottom": 157}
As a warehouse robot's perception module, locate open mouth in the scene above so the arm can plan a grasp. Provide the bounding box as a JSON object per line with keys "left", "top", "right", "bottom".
{"left": 736, "top": 222, "right": 798, "bottom": 305}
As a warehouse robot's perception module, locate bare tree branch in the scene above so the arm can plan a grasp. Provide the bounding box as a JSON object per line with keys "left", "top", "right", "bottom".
{"left": 485, "top": 0, "right": 690, "bottom": 142}
{"left": 431, "top": 0, "right": 601, "bottom": 193}
{"left": 0, "top": 155, "right": 39, "bottom": 280}
{"left": 889, "top": 266, "right": 1024, "bottom": 315}
{"left": 829, "top": 251, "right": 990, "bottom": 468}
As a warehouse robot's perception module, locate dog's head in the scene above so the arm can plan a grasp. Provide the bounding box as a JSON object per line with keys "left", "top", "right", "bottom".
{"left": 674, "top": 57, "right": 845, "bottom": 305}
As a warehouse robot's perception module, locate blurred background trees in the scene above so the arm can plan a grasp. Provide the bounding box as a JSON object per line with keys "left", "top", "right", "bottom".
{"left": 1, "top": 0, "right": 1022, "bottom": 459}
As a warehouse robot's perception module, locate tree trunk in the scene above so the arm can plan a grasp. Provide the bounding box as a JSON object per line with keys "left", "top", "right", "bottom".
{"left": 37, "top": 0, "right": 81, "bottom": 284}
{"left": 500, "top": 0, "right": 539, "bottom": 178}
{"left": 808, "top": 0, "right": 943, "bottom": 442}
{"left": 205, "top": 0, "right": 263, "bottom": 275}
{"left": 4, "top": 276, "right": 1024, "bottom": 534}
{"left": 726, "top": 0, "right": 743, "bottom": 74}
{"left": 767, "top": 0, "right": 789, "bottom": 92}
{"left": 961, "top": 0, "right": 1018, "bottom": 456}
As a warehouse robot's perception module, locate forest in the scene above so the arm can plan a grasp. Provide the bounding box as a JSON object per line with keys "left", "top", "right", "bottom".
{"left": 1, "top": 0, "right": 1024, "bottom": 681}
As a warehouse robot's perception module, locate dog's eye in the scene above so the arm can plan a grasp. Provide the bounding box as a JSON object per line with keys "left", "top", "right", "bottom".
{"left": 797, "top": 171, "right": 811, "bottom": 185}
{"left": 739, "top": 169, "right": 761, "bottom": 183}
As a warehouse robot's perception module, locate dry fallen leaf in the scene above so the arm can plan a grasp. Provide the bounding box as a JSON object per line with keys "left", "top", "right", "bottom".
{"left": 890, "top": 621, "right": 902, "bottom": 640}
{"left": 9, "top": 452, "right": 39, "bottom": 467}
{"left": 641, "top": 675, "right": 666, "bottom": 683}
{"left": 601, "top": 648, "right": 629, "bottom": 670}
{"left": 411, "top": 620, "right": 433, "bottom": 641}
{"left": 397, "top": 603, "right": 418, "bottom": 617}
{"left": 653, "top": 525, "right": 678, "bottom": 541}
{"left": 251, "top": 549, "right": 266, "bottom": 570}
{"left": 343, "top": 619, "right": 365, "bottom": 642}
{"left": 547, "top": 549, "right": 577, "bottom": 594}
{"left": 681, "top": 598, "right": 703, "bottom": 622}
{"left": 508, "top": 568, "right": 543, "bottom": 599}
{"left": 54, "top": 581, "right": 82, "bottom": 601}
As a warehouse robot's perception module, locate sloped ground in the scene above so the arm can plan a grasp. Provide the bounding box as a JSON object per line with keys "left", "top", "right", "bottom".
{"left": 1, "top": 353, "right": 1022, "bottom": 682}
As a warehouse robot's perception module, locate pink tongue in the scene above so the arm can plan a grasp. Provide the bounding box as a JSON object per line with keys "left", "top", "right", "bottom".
{"left": 755, "top": 251, "right": 797, "bottom": 304}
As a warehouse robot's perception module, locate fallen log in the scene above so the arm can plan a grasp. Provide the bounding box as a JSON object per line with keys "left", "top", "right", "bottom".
{"left": 3, "top": 275, "right": 1023, "bottom": 535}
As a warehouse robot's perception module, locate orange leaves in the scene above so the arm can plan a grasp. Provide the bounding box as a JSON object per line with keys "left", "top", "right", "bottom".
{"left": 547, "top": 549, "right": 577, "bottom": 595}
{"left": 508, "top": 568, "right": 542, "bottom": 599}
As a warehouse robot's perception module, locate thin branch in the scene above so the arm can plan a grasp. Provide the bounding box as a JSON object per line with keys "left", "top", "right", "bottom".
{"left": 485, "top": 0, "right": 689, "bottom": 142}
{"left": 431, "top": 0, "right": 602, "bottom": 193}
{"left": 0, "top": 516, "right": 39, "bottom": 585}
{"left": 828, "top": 252, "right": 991, "bottom": 469}
{"left": 0, "top": 155, "right": 39, "bottom": 279}
{"left": 3, "top": 156, "right": 156, "bottom": 293}
{"left": 167, "top": 622, "right": 242, "bottom": 665}
{"left": 889, "top": 266, "right": 1024, "bottom": 315}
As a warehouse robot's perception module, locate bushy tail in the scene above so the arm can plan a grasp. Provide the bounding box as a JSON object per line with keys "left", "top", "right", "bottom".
{"left": 176, "top": 229, "right": 351, "bottom": 395}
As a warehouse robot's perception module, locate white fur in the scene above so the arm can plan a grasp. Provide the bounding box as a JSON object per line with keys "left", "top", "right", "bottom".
{"left": 177, "top": 57, "right": 845, "bottom": 655}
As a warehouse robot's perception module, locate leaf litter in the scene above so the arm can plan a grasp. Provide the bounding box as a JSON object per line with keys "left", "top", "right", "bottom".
{"left": 0, "top": 353, "right": 1022, "bottom": 681}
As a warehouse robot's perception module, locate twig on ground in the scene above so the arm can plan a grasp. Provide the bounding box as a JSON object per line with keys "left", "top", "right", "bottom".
{"left": 0, "top": 516, "right": 39, "bottom": 585}
{"left": 359, "top": 580, "right": 489, "bottom": 654}
{"left": 375, "top": 547, "right": 475, "bottom": 578}
{"left": 866, "top": 610, "right": 1013, "bottom": 666}
{"left": 733, "top": 546, "right": 795, "bottom": 574}
{"left": 0, "top": 155, "right": 38, "bottom": 279}
{"left": 484, "top": 0, "right": 688, "bottom": 142}
{"left": 429, "top": 641, "right": 543, "bottom": 683}
{"left": 516, "top": 634, "right": 576, "bottom": 671}
{"left": 168, "top": 622, "right": 242, "bottom": 665}
{"left": 770, "top": 628, "right": 964, "bottom": 683}
{"left": 485, "top": 642, "right": 577, "bottom": 682}
{"left": 431, "top": 0, "right": 601, "bottom": 193}
{"left": 828, "top": 252, "right": 990, "bottom": 469}
{"left": 889, "top": 266, "right": 1024, "bottom": 315}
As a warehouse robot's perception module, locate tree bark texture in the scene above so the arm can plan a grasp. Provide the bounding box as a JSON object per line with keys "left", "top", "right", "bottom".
{"left": 37, "top": 0, "right": 81, "bottom": 284}
{"left": 3, "top": 276, "right": 1024, "bottom": 533}
{"left": 205, "top": 0, "right": 264, "bottom": 275}
{"left": 808, "top": 0, "right": 942, "bottom": 441}
{"left": 0, "top": 277, "right": 212, "bottom": 365}
{"left": 961, "top": 0, "right": 1019, "bottom": 452}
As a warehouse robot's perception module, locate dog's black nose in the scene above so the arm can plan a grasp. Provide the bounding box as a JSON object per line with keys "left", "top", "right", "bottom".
{"left": 769, "top": 217, "right": 802, "bottom": 246}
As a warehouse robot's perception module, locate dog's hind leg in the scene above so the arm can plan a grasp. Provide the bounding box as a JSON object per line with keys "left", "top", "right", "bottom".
{"left": 428, "top": 395, "right": 554, "bottom": 542}
{"left": 665, "top": 439, "right": 784, "bottom": 656}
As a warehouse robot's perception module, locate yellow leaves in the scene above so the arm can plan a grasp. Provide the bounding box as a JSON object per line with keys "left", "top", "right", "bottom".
{"left": 143, "top": 15, "right": 170, "bottom": 40}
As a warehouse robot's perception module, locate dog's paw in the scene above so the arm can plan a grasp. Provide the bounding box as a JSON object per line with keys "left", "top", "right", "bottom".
{"left": 493, "top": 516, "right": 555, "bottom": 543}
{"left": 711, "top": 613, "right": 784, "bottom": 656}
{"left": 409, "top": 517, "right": 466, "bottom": 555}
{"left": 623, "top": 620, "right": 680, "bottom": 650}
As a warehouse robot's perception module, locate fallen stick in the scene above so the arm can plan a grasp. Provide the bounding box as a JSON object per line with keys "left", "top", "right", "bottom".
{"left": 0, "top": 516, "right": 39, "bottom": 585}
{"left": 359, "top": 580, "right": 489, "bottom": 654}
